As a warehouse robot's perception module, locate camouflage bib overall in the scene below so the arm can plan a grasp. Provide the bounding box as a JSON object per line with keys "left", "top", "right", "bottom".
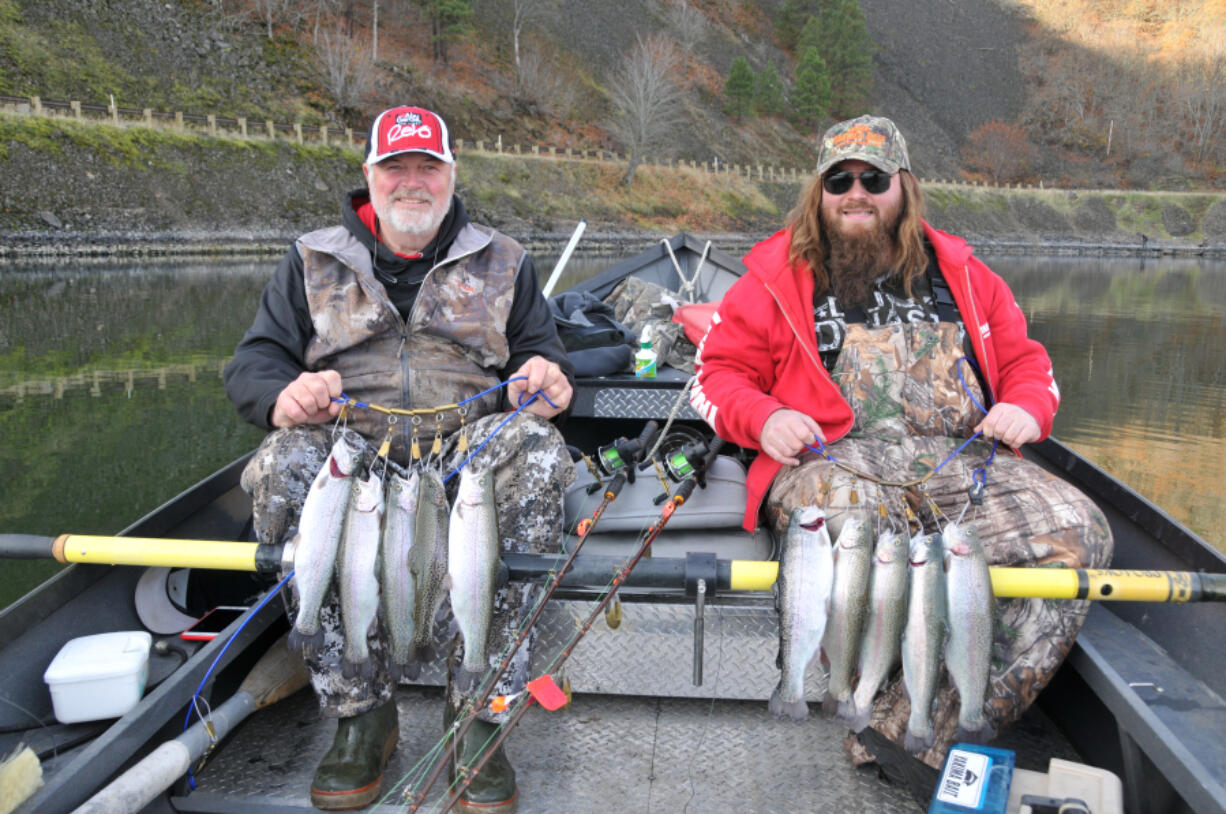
{"left": 767, "top": 318, "right": 1113, "bottom": 768}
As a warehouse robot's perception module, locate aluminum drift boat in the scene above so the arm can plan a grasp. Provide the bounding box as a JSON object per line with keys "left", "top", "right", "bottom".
{"left": 0, "top": 234, "right": 1223, "bottom": 814}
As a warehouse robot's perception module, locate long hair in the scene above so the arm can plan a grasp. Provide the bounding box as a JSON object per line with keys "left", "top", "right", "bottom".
{"left": 786, "top": 169, "right": 928, "bottom": 297}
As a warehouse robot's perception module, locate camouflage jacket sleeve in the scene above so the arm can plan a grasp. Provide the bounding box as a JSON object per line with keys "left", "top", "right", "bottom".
{"left": 499, "top": 254, "right": 577, "bottom": 404}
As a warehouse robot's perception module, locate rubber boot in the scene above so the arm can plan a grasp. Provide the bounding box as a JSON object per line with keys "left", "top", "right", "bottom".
{"left": 310, "top": 698, "right": 399, "bottom": 810}
{"left": 445, "top": 701, "right": 519, "bottom": 814}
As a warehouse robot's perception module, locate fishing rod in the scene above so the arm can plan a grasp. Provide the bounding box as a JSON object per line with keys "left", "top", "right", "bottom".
{"left": 433, "top": 438, "right": 726, "bottom": 814}
{"left": 400, "top": 421, "right": 660, "bottom": 812}
{"left": 3, "top": 534, "right": 1225, "bottom": 602}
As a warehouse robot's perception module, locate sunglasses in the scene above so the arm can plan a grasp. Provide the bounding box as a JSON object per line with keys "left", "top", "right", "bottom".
{"left": 821, "top": 169, "right": 893, "bottom": 195}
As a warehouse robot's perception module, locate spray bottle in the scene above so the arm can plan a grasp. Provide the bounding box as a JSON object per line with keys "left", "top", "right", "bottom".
{"left": 634, "top": 326, "right": 657, "bottom": 378}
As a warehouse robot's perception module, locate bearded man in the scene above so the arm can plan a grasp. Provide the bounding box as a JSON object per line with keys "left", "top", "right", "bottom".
{"left": 690, "top": 116, "right": 1111, "bottom": 771}
{"left": 225, "top": 105, "right": 574, "bottom": 812}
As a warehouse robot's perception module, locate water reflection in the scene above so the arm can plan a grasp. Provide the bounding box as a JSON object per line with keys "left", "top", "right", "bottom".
{"left": 1, "top": 251, "right": 1224, "bottom": 606}
{"left": 990, "top": 255, "right": 1226, "bottom": 542}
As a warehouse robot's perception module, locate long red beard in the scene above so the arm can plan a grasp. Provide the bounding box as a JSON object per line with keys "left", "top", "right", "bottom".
{"left": 822, "top": 204, "right": 900, "bottom": 307}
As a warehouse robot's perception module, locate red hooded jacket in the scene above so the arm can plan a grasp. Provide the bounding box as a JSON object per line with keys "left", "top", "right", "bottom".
{"left": 689, "top": 223, "right": 1060, "bottom": 531}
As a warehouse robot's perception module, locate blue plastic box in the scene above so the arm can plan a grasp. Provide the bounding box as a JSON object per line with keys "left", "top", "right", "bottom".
{"left": 928, "top": 743, "right": 1016, "bottom": 814}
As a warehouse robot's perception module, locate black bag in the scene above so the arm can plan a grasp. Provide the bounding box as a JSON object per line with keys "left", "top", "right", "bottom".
{"left": 549, "top": 291, "right": 636, "bottom": 377}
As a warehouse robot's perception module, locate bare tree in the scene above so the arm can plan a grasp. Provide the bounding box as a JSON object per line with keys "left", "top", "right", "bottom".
{"left": 516, "top": 47, "right": 578, "bottom": 117}
{"left": 1177, "top": 49, "right": 1226, "bottom": 164}
{"left": 607, "top": 33, "right": 685, "bottom": 185}
{"left": 317, "top": 27, "right": 377, "bottom": 115}
{"left": 667, "top": 0, "right": 704, "bottom": 56}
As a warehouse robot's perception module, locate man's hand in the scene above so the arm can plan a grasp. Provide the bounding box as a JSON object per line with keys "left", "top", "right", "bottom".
{"left": 271, "top": 370, "right": 343, "bottom": 428}
{"left": 759, "top": 408, "right": 826, "bottom": 466}
{"left": 507, "top": 356, "right": 572, "bottom": 419}
{"left": 975, "top": 402, "right": 1041, "bottom": 448}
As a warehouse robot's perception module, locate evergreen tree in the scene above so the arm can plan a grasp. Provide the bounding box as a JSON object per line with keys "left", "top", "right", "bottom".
{"left": 424, "top": 0, "right": 473, "bottom": 64}
{"left": 756, "top": 63, "right": 786, "bottom": 116}
{"left": 776, "top": 0, "right": 823, "bottom": 52}
{"left": 815, "top": 0, "right": 874, "bottom": 118}
{"left": 724, "top": 56, "right": 756, "bottom": 120}
{"left": 791, "top": 47, "right": 831, "bottom": 127}
{"left": 796, "top": 14, "right": 821, "bottom": 58}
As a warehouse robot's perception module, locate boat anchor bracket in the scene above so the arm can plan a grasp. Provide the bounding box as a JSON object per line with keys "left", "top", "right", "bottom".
{"left": 686, "top": 552, "right": 716, "bottom": 687}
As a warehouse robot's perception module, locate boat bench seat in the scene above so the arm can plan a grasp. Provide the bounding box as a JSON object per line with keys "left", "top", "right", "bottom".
{"left": 1070, "top": 605, "right": 1226, "bottom": 814}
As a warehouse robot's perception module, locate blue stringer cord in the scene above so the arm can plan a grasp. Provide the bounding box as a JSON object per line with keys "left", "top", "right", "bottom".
{"left": 803, "top": 355, "right": 999, "bottom": 482}
{"left": 182, "top": 570, "right": 294, "bottom": 789}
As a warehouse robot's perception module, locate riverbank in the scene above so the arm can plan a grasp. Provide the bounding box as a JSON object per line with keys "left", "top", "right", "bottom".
{"left": 4, "top": 115, "right": 1226, "bottom": 259}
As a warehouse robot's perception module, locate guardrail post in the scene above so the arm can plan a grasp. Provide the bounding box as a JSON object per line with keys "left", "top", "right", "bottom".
{"left": 345, "top": 127, "right": 352, "bottom": 146}
{"left": 477, "top": 139, "right": 485, "bottom": 151}
{"left": 143, "top": 108, "right": 153, "bottom": 126}
{"left": 71, "top": 100, "right": 82, "bottom": 120}
{"left": 294, "top": 122, "right": 303, "bottom": 144}
{"left": 265, "top": 120, "right": 275, "bottom": 139}
{"left": 109, "top": 104, "right": 119, "bottom": 125}
{"left": 31, "top": 95, "right": 41, "bottom": 115}
{"left": 320, "top": 124, "right": 328, "bottom": 145}
{"left": 207, "top": 114, "right": 217, "bottom": 136}
{"left": 175, "top": 111, "right": 184, "bottom": 130}
{"left": 237, "top": 116, "right": 247, "bottom": 138}
{"left": 532, "top": 145, "right": 539, "bottom": 156}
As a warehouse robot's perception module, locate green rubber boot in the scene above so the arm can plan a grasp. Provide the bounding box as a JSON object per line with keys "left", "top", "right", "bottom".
{"left": 446, "top": 702, "right": 519, "bottom": 814}
{"left": 310, "top": 698, "right": 399, "bottom": 811}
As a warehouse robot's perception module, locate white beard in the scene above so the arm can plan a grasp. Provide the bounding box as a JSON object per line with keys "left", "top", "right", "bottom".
{"left": 375, "top": 173, "right": 454, "bottom": 237}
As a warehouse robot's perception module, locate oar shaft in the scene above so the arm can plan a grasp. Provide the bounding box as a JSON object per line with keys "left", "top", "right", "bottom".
{"left": 989, "top": 567, "right": 1226, "bottom": 602}
{"left": 0, "top": 534, "right": 281, "bottom": 572}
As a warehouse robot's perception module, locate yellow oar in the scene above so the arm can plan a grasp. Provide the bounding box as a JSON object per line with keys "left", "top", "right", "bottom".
{"left": 3, "top": 535, "right": 1224, "bottom": 602}
{"left": 0, "top": 534, "right": 281, "bottom": 573}
{"left": 728, "top": 560, "right": 1226, "bottom": 602}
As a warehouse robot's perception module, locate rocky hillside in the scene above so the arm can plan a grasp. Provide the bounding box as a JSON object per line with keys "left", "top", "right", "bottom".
{"left": 2, "top": 0, "right": 1205, "bottom": 186}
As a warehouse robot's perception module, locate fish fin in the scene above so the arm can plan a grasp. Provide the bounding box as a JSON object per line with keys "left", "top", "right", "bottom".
{"left": 821, "top": 695, "right": 839, "bottom": 717}
{"left": 389, "top": 662, "right": 406, "bottom": 683}
{"left": 287, "top": 628, "right": 305, "bottom": 654}
{"left": 341, "top": 659, "right": 358, "bottom": 680}
{"left": 403, "top": 661, "right": 422, "bottom": 681}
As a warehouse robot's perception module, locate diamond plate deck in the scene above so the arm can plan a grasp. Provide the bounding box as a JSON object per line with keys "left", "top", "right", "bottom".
{"left": 176, "top": 686, "right": 924, "bottom": 813}
{"left": 400, "top": 598, "right": 827, "bottom": 702}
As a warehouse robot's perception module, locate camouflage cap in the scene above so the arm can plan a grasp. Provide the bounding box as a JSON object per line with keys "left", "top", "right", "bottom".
{"left": 817, "top": 115, "right": 911, "bottom": 176}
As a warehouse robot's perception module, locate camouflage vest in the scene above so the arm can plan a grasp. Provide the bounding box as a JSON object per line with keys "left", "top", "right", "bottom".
{"left": 300, "top": 222, "right": 523, "bottom": 464}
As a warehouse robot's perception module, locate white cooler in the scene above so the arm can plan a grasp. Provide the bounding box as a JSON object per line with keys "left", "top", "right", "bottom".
{"left": 43, "top": 630, "right": 153, "bottom": 723}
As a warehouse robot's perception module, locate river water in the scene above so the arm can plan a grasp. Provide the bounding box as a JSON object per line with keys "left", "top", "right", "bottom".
{"left": 1, "top": 249, "right": 1223, "bottom": 605}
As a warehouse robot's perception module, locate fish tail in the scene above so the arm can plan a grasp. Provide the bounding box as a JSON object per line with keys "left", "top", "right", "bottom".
{"left": 845, "top": 703, "right": 872, "bottom": 734}
{"left": 457, "top": 667, "right": 482, "bottom": 693}
{"left": 412, "top": 643, "right": 436, "bottom": 666}
{"left": 903, "top": 725, "right": 934, "bottom": 755}
{"left": 821, "top": 694, "right": 840, "bottom": 717}
{"left": 341, "top": 659, "right": 359, "bottom": 680}
{"left": 402, "top": 661, "right": 422, "bottom": 681}
{"left": 955, "top": 717, "right": 995, "bottom": 745}
{"left": 768, "top": 685, "right": 809, "bottom": 722}
{"left": 836, "top": 696, "right": 860, "bottom": 729}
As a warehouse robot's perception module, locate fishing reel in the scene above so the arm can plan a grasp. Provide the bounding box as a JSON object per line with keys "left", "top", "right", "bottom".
{"left": 585, "top": 421, "right": 661, "bottom": 495}
{"left": 643, "top": 435, "right": 716, "bottom": 505}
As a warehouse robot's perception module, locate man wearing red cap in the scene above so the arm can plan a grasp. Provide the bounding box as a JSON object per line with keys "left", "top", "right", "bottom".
{"left": 225, "top": 105, "right": 571, "bottom": 811}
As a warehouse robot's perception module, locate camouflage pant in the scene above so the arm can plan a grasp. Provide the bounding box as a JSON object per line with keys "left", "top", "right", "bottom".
{"left": 240, "top": 413, "right": 575, "bottom": 720}
{"left": 767, "top": 319, "right": 1113, "bottom": 768}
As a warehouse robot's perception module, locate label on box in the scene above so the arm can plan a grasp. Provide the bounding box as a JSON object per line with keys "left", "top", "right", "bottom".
{"left": 935, "top": 748, "right": 992, "bottom": 809}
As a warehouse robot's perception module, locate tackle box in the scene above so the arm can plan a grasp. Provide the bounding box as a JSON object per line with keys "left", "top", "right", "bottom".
{"left": 43, "top": 630, "right": 153, "bottom": 723}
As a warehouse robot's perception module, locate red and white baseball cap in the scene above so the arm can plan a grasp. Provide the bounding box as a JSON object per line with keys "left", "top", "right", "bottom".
{"left": 364, "top": 105, "right": 455, "bottom": 166}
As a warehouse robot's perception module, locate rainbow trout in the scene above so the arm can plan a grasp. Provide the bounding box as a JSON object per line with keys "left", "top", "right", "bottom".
{"left": 821, "top": 515, "right": 873, "bottom": 715}
{"left": 769, "top": 506, "right": 835, "bottom": 721}
{"left": 338, "top": 471, "right": 385, "bottom": 680}
{"left": 447, "top": 467, "right": 500, "bottom": 692}
{"left": 288, "top": 433, "right": 362, "bottom": 656}
{"left": 380, "top": 469, "right": 419, "bottom": 682}
{"left": 902, "top": 532, "right": 947, "bottom": 753}
{"left": 405, "top": 467, "right": 450, "bottom": 679}
{"left": 844, "top": 527, "right": 910, "bottom": 732}
{"left": 943, "top": 521, "right": 996, "bottom": 744}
